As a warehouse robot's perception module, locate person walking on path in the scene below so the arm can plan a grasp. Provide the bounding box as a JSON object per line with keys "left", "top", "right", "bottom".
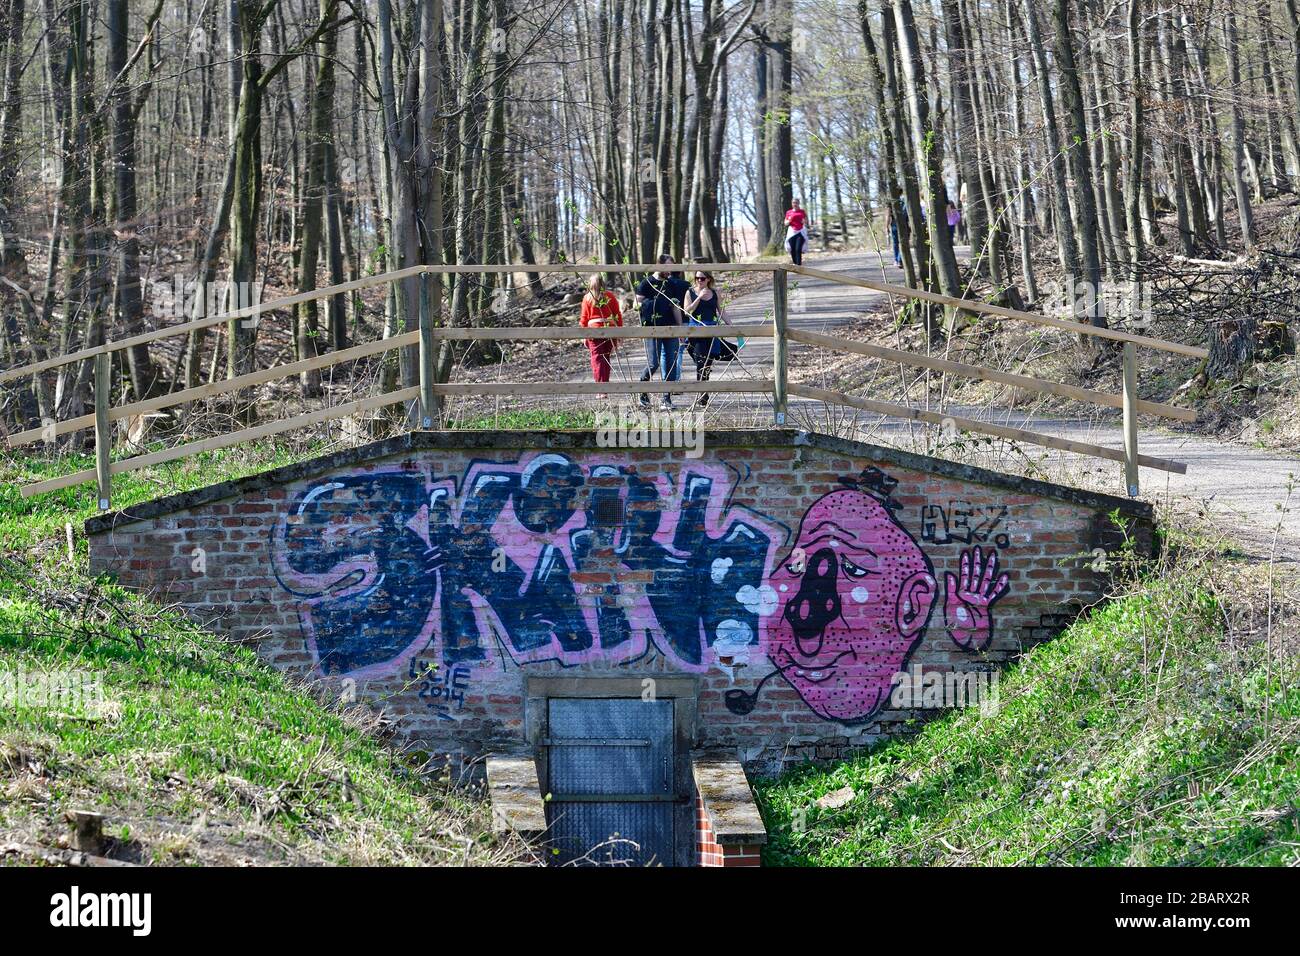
{"left": 888, "top": 201, "right": 902, "bottom": 266}
{"left": 946, "top": 200, "right": 961, "bottom": 243}
{"left": 580, "top": 274, "right": 623, "bottom": 386}
{"left": 635, "top": 254, "right": 690, "bottom": 410}
{"left": 683, "top": 270, "right": 733, "bottom": 409}
{"left": 785, "top": 199, "right": 809, "bottom": 265}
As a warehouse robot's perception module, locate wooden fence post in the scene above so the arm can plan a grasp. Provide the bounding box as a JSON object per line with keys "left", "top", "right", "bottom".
{"left": 94, "top": 350, "right": 111, "bottom": 510}
{"left": 773, "top": 268, "right": 788, "bottom": 425}
{"left": 1122, "top": 342, "right": 1139, "bottom": 497}
{"left": 418, "top": 270, "right": 436, "bottom": 429}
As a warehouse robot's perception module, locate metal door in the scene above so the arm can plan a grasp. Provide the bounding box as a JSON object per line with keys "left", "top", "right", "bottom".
{"left": 544, "top": 698, "right": 676, "bottom": 866}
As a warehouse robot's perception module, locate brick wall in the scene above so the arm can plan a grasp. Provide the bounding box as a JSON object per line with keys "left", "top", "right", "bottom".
{"left": 86, "top": 430, "right": 1152, "bottom": 777}
{"left": 696, "top": 795, "right": 761, "bottom": 867}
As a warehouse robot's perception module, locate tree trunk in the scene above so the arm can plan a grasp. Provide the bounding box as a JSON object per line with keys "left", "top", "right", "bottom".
{"left": 858, "top": 0, "right": 917, "bottom": 287}
{"left": 226, "top": 4, "right": 264, "bottom": 396}
{"left": 107, "top": 0, "right": 165, "bottom": 403}
{"left": 293, "top": 0, "right": 340, "bottom": 397}
{"left": 0, "top": 0, "right": 45, "bottom": 425}
{"left": 892, "top": 0, "right": 962, "bottom": 324}
{"left": 1021, "top": 0, "right": 1079, "bottom": 278}
{"left": 1123, "top": 0, "right": 1143, "bottom": 269}
{"left": 1051, "top": 0, "right": 1105, "bottom": 328}
{"left": 940, "top": 0, "right": 986, "bottom": 261}
{"left": 183, "top": 0, "right": 242, "bottom": 389}
{"left": 762, "top": 0, "right": 793, "bottom": 253}
{"left": 1221, "top": 15, "right": 1255, "bottom": 249}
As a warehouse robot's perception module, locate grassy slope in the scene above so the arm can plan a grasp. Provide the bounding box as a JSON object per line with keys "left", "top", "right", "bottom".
{"left": 1, "top": 443, "right": 510, "bottom": 865}
{"left": 756, "top": 551, "right": 1300, "bottom": 867}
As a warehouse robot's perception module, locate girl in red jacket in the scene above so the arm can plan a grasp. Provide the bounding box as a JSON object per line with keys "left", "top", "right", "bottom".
{"left": 580, "top": 275, "right": 623, "bottom": 383}
{"left": 785, "top": 199, "right": 809, "bottom": 265}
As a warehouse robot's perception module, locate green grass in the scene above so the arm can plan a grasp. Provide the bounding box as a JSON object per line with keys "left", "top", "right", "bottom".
{"left": 0, "top": 444, "right": 508, "bottom": 865}
{"left": 756, "top": 556, "right": 1300, "bottom": 866}
{"left": 0, "top": 439, "right": 325, "bottom": 552}
{"left": 448, "top": 408, "right": 596, "bottom": 431}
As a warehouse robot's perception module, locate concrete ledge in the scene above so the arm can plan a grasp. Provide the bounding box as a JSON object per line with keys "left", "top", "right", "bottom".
{"left": 692, "top": 752, "right": 767, "bottom": 846}
{"left": 83, "top": 427, "right": 1152, "bottom": 534}
{"left": 485, "top": 755, "right": 548, "bottom": 840}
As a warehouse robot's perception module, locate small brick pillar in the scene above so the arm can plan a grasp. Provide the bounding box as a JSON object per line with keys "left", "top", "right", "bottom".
{"left": 692, "top": 752, "right": 766, "bottom": 867}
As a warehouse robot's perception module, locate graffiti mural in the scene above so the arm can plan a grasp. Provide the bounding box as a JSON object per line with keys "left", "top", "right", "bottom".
{"left": 921, "top": 500, "right": 1010, "bottom": 548}
{"left": 748, "top": 471, "right": 1010, "bottom": 723}
{"left": 410, "top": 657, "right": 472, "bottom": 720}
{"left": 271, "top": 454, "right": 781, "bottom": 677}
{"left": 270, "top": 456, "right": 1012, "bottom": 725}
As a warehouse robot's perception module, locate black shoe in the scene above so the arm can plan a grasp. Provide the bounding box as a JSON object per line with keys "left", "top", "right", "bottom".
{"left": 638, "top": 393, "right": 651, "bottom": 409}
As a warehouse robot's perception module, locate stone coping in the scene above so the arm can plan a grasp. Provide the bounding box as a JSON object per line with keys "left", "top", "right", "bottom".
{"left": 692, "top": 751, "right": 767, "bottom": 846}
{"left": 84, "top": 428, "right": 1152, "bottom": 535}
{"left": 485, "top": 755, "right": 548, "bottom": 840}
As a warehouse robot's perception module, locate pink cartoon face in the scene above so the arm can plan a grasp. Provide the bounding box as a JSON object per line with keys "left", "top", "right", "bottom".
{"left": 766, "top": 489, "right": 937, "bottom": 722}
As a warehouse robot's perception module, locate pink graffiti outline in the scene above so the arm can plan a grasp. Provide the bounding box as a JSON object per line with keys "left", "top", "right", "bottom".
{"left": 276, "top": 455, "right": 785, "bottom": 677}
{"left": 443, "top": 453, "right": 782, "bottom": 671}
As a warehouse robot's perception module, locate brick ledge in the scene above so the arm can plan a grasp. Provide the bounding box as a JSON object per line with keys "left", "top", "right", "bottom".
{"left": 84, "top": 428, "right": 1153, "bottom": 535}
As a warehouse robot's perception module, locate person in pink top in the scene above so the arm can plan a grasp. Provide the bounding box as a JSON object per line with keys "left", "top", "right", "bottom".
{"left": 784, "top": 199, "right": 809, "bottom": 265}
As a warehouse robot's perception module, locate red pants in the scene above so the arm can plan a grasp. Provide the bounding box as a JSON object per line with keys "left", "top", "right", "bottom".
{"left": 587, "top": 339, "right": 613, "bottom": 383}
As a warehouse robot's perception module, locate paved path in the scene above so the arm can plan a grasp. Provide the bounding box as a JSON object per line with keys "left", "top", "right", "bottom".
{"left": 686, "top": 250, "right": 1300, "bottom": 561}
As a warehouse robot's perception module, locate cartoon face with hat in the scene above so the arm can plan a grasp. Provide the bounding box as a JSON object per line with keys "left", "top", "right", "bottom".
{"left": 762, "top": 470, "right": 1008, "bottom": 723}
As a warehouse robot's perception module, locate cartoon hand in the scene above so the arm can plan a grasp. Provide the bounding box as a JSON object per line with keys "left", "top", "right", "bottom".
{"left": 944, "top": 546, "right": 1009, "bottom": 651}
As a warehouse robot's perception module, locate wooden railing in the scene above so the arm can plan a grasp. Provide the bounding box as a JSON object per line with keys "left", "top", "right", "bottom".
{"left": 2, "top": 261, "right": 1207, "bottom": 505}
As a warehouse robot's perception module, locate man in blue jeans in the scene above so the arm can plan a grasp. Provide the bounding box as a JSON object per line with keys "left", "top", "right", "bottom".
{"left": 635, "top": 254, "right": 690, "bottom": 410}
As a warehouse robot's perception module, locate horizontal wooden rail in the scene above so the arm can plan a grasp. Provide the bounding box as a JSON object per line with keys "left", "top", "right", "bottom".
{"left": 11, "top": 258, "right": 1203, "bottom": 500}
{"left": 6, "top": 331, "right": 420, "bottom": 448}
{"left": 431, "top": 324, "right": 773, "bottom": 341}
{"left": 431, "top": 381, "right": 773, "bottom": 397}
{"left": 788, "top": 264, "right": 1210, "bottom": 359}
{"left": 5, "top": 323, "right": 766, "bottom": 447}
{"left": 417, "top": 262, "right": 777, "bottom": 274}
{"left": 0, "top": 264, "right": 432, "bottom": 384}
{"left": 786, "top": 327, "right": 1197, "bottom": 423}
{"left": 21, "top": 387, "right": 420, "bottom": 497}
{"left": 4, "top": 259, "right": 1206, "bottom": 380}
{"left": 789, "top": 383, "right": 1187, "bottom": 475}
{"left": 0, "top": 263, "right": 777, "bottom": 382}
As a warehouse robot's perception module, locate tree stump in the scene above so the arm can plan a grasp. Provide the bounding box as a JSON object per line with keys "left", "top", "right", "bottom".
{"left": 65, "top": 810, "right": 105, "bottom": 855}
